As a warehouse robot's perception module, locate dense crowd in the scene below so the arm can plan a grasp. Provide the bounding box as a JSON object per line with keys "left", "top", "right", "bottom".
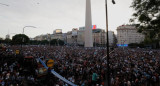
{"left": 0, "top": 45, "right": 160, "bottom": 86}
{"left": 0, "top": 48, "right": 37, "bottom": 86}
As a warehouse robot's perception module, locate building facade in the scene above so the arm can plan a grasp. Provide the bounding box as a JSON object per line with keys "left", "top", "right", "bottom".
{"left": 117, "top": 25, "right": 145, "bottom": 46}
{"left": 34, "top": 34, "right": 48, "bottom": 41}
{"left": 77, "top": 28, "right": 115, "bottom": 46}
{"left": 5, "top": 34, "right": 10, "bottom": 39}
{"left": 33, "top": 27, "right": 116, "bottom": 47}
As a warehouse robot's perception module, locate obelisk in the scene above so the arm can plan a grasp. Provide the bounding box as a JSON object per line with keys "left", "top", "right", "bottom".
{"left": 85, "top": 0, "right": 93, "bottom": 47}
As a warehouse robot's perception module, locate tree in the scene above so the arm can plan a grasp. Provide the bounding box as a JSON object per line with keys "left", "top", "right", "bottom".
{"left": 58, "top": 39, "right": 64, "bottom": 45}
{"left": 130, "top": 0, "right": 160, "bottom": 42}
{"left": 0, "top": 38, "right": 3, "bottom": 43}
{"left": 50, "top": 39, "right": 57, "bottom": 45}
{"left": 41, "top": 40, "right": 49, "bottom": 45}
{"left": 12, "top": 34, "right": 29, "bottom": 45}
{"left": 4, "top": 38, "right": 11, "bottom": 45}
{"left": 50, "top": 39, "right": 64, "bottom": 46}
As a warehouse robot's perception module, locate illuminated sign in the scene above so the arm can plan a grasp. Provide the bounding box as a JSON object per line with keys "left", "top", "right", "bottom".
{"left": 117, "top": 44, "right": 128, "bottom": 47}
{"left": 56, "top": 29, "right": 62, "bottom": 33}
{"left": 92, "top": 25, "right": 96, "bottom": 29}
{"left": 54, "top": 29, "right": 62, "bottom": 34}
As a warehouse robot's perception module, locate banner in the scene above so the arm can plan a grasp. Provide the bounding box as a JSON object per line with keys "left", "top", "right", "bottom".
{"left": 38, "top": 58, "right": 77, "bottom": 86}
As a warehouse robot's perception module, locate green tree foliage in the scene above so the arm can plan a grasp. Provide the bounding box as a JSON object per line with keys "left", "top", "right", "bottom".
{"left": 29, "top": 39, "right": 64, "bottom": 46}
{"left": 130, "top": 0, "right": 160, "bottom": 41}
{"left": 0, "top": 38, "right": 3, "bottom": 43}
{"left": 29, "top": 40, "right": 41, "bottom": 45}
{"left": 128, "top": 43, "right": 145, "bottom": 48}
{"left": 4, "top": 38, "right": 11, "bottom": 44}
{"left": 50, "top": 39, "right": 64, "bottom": 46}
{"left": 12, "top": 34, "right": 29, "bottom": 45}
{"left": 41, "top": 40, "right": 49, "bottom": 45}
{"left": 0, "top": 38, "right": 12, "bottom": 44}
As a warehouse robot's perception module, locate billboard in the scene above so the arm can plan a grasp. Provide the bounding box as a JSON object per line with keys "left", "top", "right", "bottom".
{"left": 79, "top": 25, "right": 96, "bottom": 30}
{"left": 92, "top": 25, "right": 96, "bottom": 29}
{"left": 117, "top": 44, "right": 128, "bottom": 47}
{"left": 54, "top": 29, "right": 62, "bottom": 34}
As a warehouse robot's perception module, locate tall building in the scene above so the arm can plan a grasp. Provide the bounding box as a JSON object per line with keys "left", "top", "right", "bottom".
{"left": 85, "top": 0, "right": 93, "bottom": 47}
{"left": 117, "top": 25, "right": 145, "bottom": 46}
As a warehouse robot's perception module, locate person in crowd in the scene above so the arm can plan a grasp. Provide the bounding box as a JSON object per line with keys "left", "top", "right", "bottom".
{"left": 0, "top": 45, "right": 160, "bottom": 86}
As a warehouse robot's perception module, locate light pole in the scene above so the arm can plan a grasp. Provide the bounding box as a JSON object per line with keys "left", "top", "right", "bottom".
{"left": 57, "top": 38, "right": 59, "bottom": 46}
{"left": 21, "top": 26, "right": 36, "bottom": 54}
{"left": 48, "top": 34, "right": 51, "bottom": 47}
{"left": 105, "top": 0, "right": 115, "bottom": 86}
{"left": 22, "top": 26, "right": 36, "bottom": 34}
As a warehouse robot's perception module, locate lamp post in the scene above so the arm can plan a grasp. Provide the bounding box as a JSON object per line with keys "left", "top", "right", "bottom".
{"left": 21, "top": 26, "right": 36, "bottom": 54}
{"left": 22, "top": 26, "right": 36, "bottom": 34}
{"left": 105, "top": 0, "right": 115, "bottom": 86}
{"left": 57, "top": 38, "right": 59, "bottom": 46}
{"left": 48, "top": 34, "right": 51, "bottom": 47}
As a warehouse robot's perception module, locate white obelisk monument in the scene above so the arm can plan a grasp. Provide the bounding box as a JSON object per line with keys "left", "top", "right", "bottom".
{"left": 85, "top": 0, "right": 93, "bottom": 47}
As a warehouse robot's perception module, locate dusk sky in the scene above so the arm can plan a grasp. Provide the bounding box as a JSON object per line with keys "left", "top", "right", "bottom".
{"left": 0, "top": 0, "right": 134, "bottom": 38}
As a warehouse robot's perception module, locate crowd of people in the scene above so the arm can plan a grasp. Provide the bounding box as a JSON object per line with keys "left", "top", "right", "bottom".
{"left": 0, "top": 47, "right": 38, "bottom": 86}
{"left": 0, "top": 45, "right": 160, "bottom": 86}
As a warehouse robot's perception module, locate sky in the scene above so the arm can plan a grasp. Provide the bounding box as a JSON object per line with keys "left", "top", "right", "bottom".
{"left": 0, "top": 0, "right": 134, "bottom": 38}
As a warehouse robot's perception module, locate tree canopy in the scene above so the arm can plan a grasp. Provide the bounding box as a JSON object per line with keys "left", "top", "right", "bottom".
{"left": 130, "top": 0, "right": 160, "bottom": 41}
{"left": 50, "top": 39, "right": 64, "bottom": 46}
{"left": 12, "top": 34, "right": 29, "bottom": 45}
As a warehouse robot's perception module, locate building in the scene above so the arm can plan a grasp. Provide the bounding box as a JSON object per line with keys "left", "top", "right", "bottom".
{"left": 93, "top": 29, "right": 105, "bottom": 46}
{"left": 79, "top": 27, "right": 85, "bottom": 31}
{"left": 34, "top": 34, "right": 50, "bottom": 41}
{"left": 77, "top": 27, "right": 116, "bottom": 46}
{"left": 77, "top": 30, "right": 85, "bottom": 45}
{"left": 117, "top": 25, "right": 145, "bottom": 46}
{"left": 66, "top": 31, "right": 73, "bottom": 45}
{"left": 51, "top": 34, "right": 63, "bottom": 40}
{"left": 107, "top": 31, "right": 116, "bottom": 46}
{"left": 51, "top": 29, "right": 64, "bottom": 41}
{"left": 6, "top": 34, "right": 10, "bottom": 39}
{"left": 33, "top": 27, "right": 116, "bottom": 47}
{"left": 66, "top": 28, "right": 78, "bottom": 45}
{"left": 62, "top": 33, "right": 67, "bottom": 44}
{"left": 34, "top": 29, "right": 65, "bottom": 42}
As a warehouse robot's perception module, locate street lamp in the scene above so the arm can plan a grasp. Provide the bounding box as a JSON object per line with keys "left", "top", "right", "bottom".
{"left": 22, "top": 26, "right": 36, "bottom": 34}
{"left": 48, "top": 34, "right": 51, "bottom": 47}
{"left": 21, "top": 26, "right": 36, "bottom": 54}
{"left": 105, "top": 0, "right": 115, "bottom": 86}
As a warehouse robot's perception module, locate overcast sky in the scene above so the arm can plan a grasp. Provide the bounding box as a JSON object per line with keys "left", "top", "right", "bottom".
{"left": 0, "top": 0, "right": 134, "bottom": 38}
